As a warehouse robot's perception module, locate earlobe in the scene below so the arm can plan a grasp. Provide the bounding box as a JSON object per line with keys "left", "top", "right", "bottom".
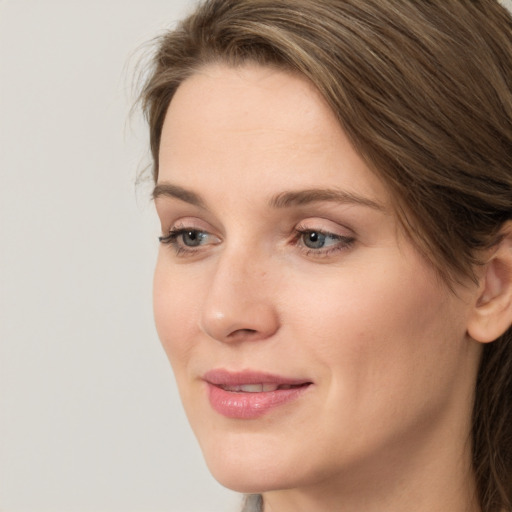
{"left": 468, "top": 223, "right": 512, "bottom": 343}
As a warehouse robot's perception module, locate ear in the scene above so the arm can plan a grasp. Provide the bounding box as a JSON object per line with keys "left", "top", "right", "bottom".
{"left": 467, "top": 222, "right": 512, "bottom": 343}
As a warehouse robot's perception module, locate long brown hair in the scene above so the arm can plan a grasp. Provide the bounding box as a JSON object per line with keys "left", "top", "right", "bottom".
{"left": 140, "top": 1, "right": 512, "bottom": 509}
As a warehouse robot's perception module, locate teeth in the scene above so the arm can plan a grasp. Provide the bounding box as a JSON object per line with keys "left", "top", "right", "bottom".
{"left": 221, "top": 383, "right": 280, "bottom": 393}
{"left": 239, "top": 384, "right": 264, "bottom": 393}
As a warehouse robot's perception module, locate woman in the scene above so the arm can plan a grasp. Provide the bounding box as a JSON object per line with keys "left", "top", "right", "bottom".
{"left": 141, "top": 1, "right": 512, "bottom": 510}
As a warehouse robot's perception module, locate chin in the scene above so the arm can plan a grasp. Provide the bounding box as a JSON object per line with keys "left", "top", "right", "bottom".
{"left": 197, "top": 431, "right": 306, "bottom": 494}
{"left": 208, "top": 462, "right": 296, "bottom": 495}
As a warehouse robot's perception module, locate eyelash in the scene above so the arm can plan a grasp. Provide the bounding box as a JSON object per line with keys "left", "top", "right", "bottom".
{"left": 292, "top": 226, "right": 355, "bottom": 257}
{"left": 158, "top": 225, "right": 355, "bottom": 258}
{"left": 158, "top": 226, "right": 213, "bottom": 256}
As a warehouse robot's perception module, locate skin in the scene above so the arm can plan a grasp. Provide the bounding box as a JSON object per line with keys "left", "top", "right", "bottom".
{"left": 153, "top": 64, "right": 486, "bottom": 512}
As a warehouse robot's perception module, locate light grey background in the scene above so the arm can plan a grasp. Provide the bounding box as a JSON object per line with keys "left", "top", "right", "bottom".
{"left": 1, "top": 1, "right": 511, "bottom": 511}
{"left": 0, "top": 1, "right": 240, "bottom": 511}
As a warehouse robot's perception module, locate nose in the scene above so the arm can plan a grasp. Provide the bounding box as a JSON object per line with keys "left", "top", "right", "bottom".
{"left": 199, "top": 249, "right": 280, "bottom": 343}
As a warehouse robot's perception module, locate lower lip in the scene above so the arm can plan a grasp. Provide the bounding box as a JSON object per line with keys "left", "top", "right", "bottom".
{"left": 206, "top": 383, "right": 310, "bottom": 419}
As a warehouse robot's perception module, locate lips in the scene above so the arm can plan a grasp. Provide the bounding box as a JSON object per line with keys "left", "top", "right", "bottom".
{"left": 203, "top": 369, "right": 312, "bottom": 419}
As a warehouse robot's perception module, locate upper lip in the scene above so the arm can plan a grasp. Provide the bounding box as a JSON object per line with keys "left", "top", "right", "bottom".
{"left": 203, "top": 369, "right": 312, "bottom": 387}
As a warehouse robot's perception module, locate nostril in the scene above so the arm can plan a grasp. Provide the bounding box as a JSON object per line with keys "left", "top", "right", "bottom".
{"left": 227, "top": 328, "right": 258, "bottom": 340}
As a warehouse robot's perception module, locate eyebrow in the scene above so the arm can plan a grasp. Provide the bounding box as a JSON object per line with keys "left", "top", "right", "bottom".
{"left": 153, "top": 183, "right": 207, "bottom": 209}
{"left": 268, "top": 189, "right": 385, "bottom": 210}
{"left": 153, "top": 182, "right": 384, "bottom": 211}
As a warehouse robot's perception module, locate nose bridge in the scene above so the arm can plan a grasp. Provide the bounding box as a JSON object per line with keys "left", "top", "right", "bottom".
{"left": 199, "top": 242, "right": 279, "bottom": 343}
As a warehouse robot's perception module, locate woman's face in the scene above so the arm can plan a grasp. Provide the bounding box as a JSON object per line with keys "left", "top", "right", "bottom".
{"left": 153, "top": 64, "right": 481, "bottom": 494}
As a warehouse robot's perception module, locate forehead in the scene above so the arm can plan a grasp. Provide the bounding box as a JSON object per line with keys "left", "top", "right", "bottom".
{"left": 161, "top": 63, "right": 337, "bottom": 150}
{"left": 158, "top": 63, "right": 391, "bottom": 207}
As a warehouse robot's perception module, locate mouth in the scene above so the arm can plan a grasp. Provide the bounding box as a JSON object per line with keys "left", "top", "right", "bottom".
{"left": 218, "top": 382, "right": 309, "bottom": 392}
{"left": 203, "top": 369, "right": 313, "bottom": 419}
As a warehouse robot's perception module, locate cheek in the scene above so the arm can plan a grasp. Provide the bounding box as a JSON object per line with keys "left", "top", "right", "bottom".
{"left": 153, "top": 256, "right": 202, "bottom": 372}
{"left": 268, "top": 259, "right": 471, "bottom": 475}
{"left": 284, "top": 253, "right": 467, "bottom": 411}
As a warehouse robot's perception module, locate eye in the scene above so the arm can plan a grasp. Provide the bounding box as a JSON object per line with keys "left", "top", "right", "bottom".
{"left": 159, "top": 226, "right": 220, "bottom": 256}
{"left": 301, "top": 231, "right": 336, "bottom": 249}
{"left": 169, "top": 229, "right": 207, "bottom": 247}
{"left": 294, "top": 226, "right": 355, "bottom": 256}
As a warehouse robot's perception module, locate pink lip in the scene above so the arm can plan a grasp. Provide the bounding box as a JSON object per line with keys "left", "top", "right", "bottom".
{"left": 203, "top": 369, "right": 312, "bottom": 419}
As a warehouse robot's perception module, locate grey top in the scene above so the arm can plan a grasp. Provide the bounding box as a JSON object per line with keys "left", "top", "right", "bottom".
{"left": 242, "top": 494, "right": 263, "bottom": 512}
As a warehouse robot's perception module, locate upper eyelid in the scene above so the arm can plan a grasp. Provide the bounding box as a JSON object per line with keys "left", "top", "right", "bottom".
{"left": 295, "top": 227, "right": 353, "bottom": 239}
{"left": 161, "top": 216, "right": 355, "bottom": 239}
{"left": 162, "top": 217, "right": 218, "bottom": 233}
{"left": 295, "top": 219, "right": 356, "bottom": 236}
{"left": 165, "top": 226, "right": 218, "bottom": 239}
